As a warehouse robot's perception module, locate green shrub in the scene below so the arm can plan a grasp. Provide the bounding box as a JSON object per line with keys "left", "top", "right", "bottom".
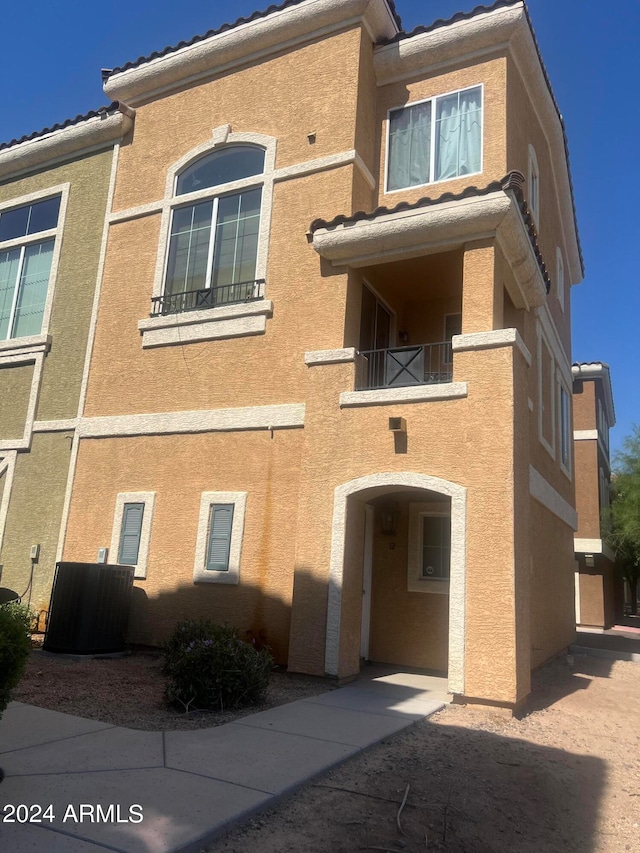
{"left": 161, "top": 620, "right": 273, "bottom": 712}
{"left": 0, "top": 603, "right": 32, "bottom": 718}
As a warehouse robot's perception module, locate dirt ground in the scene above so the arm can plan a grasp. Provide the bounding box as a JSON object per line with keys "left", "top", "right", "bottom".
{"left": 10, "top": 650, "right": 640, "bottom": 851}
{"left": 206, "top": 656, "right": 640, "bottom": 853}
{"left": 12, "top": 648, "right": 336, "bottom": 731}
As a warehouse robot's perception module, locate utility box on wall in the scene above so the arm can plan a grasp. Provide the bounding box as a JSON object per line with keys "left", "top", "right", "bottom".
{"left": 43, "top": 562, "right": 134, "bottom": 655}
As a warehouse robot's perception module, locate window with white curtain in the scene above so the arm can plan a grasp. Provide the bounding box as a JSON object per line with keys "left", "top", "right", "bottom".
{"left": 163, "top": 146, "right": 264, "bottom": 309}
{"left": 0, "top": 196, "right": 60, "bottom": 341}
{"left": 386, "top": 85, "right": 482, "bottom": 192}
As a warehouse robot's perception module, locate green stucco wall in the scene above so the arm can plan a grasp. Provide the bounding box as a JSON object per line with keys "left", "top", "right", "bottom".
{"left": 0, "top": 363, "right": 33, "bottom": 439}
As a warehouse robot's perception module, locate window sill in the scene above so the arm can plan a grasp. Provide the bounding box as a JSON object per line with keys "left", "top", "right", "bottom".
{"left": 138, "top": 300, "right": 273, "bottom": 348}
{"left": 0, "top": 334, "right": 51, "bottom": 364}
{"left": 193, "top": 570, "right": 239, "bottom": 585}
{"left": 407, "top": 577, "right": 450, "bottom": 595}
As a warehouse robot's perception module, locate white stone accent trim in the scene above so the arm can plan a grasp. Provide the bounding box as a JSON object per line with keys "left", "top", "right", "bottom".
{"left": 78, "top": 403, "right": 305, "bottom": 439}
{"left": 274, "top": 150, "right": 357, "bottom": 184}
{"left": 312, "top": 190, "right": 547, "bottom": 311}
{"left": 193, "top": 491, "right": 247, "bottom": 585}
{"left": 304, "top": 348, "right": 357, "bottom": 366}
{"left": 104, "top": 0, "right": 397, "bottom": 105}
{"left": 32, "top": 419, "right": 79, "bottom": 433}
{"left": 110, "top": 492, "right": 156, "bottom": 580}
{"left": 452, "top": 328, "right": 531, "bottom": 365}
{"left": 535, "top": 303, "right": 571, "bottom": 384}
{"left": 574, "top": 571, "right": 581, "bottom": 625}
{"left": 0, "top": 334, "right": 51, "bottom": 362}
{"left": 574, "top": 538, "right": 616, "bottom": 562}
{"left": 354, "top": 152, "right": 376, "bottom": 190}
{"left": 573, "top": 429, "right": 598, "bottom": 441}
{"left": 138, "top": 301, "right": 273, "bottom": 348}
{"left": 325, "top": 472, "right": 467, "bottom": 695}
{"left": 529, "top": 466, "right": 577, "bottom": 530}
{"left": 0, "top": 452, "right": 17, "bottom": 555}
{"left": 340, "top": 382, "right": 468, "bottom": 408}
{"left": 109, "top": 199, "right": 163, "bottom": 225}
{"left": 536, "top": 321, "right": 556, "bottom": 461}
{"left": 0, "top": 111, "right": 132, "bottom": 182}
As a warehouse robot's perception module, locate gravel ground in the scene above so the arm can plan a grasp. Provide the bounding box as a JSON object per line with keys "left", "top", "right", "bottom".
{"left": 12, "top": 647, "right": 336, "bottom": 731}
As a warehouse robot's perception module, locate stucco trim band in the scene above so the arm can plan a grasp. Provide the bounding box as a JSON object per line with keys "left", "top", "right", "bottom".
{"left": 305, "top": 348, "right": 357, "bottom": 366}
{"left": 138, "top": 301, "right": 273, "bottom": 348}
{"left": 0, "top": 452, "right": 17, "bottom": 554}
{"left": 340, "top": 382, "right": 468, "bottom": 407}
{"left": 574, "top": 538, "right": 616, "bottom": 562}
{"left": 529, "top": 465, "right": 577, "bottom": 530}
{"left": 573, "top": 429, "right": 597, "bottom": 441}
{"left": 78, "top": 404, "right": 305, "bottom": 438}
{"left": 325, "top": 472, "right": 467, "bottom": 695}
{"left": 452, "top": 328, "right": 531, "bottom": 365}
{"left": 33, "top": 419, "right": 79, "bottom": 433}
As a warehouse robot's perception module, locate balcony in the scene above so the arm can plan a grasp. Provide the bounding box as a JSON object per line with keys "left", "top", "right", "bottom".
{"left": 356, "top": 342, "right": 452, "bottom": 391}
{"left": 150, "top": 279, "right": 265, "bottom": 317}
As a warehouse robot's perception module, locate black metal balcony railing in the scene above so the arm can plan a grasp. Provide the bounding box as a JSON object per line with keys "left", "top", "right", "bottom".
{"left": 356, "top": 342, "right": 453, "bottom": 391}
{"left": 150, "top": 279, "right": 265, "bottom": 317}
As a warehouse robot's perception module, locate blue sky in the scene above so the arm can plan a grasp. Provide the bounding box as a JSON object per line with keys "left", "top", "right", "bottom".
{"left": 2, "top": 1, "right": 637, "bottom": 454}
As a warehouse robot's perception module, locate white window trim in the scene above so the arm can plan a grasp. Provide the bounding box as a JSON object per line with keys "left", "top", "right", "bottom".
{"left": 528, "top": 144, "right": 540, "bottom": 228}
{"left": 143, "top": 130, "right": 276, "bottom": 348}
{"left": 384, "top": 83, "right": 484, "bottom": 196}
{"left": 556, "top": 247, "right": 565, "bottom": 311}
{"left": 557, "top": 375, "right": 572, "bottom": 480}
{"left": 407, "top": 502, "right": 451, "bottom": 594}
{"left": 0, "top": 184, "right": 69, "bottom": 352}
{"left": 110, "top": 491, "right": 156, "bottom": 579}
{"left": 193, "top": 490, "right": 247, "bottom": 584}
{"left": 537, "top": 322, "right": 556, "bottom": 460}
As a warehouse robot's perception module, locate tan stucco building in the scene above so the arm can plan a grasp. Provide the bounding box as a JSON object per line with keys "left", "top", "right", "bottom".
{"left": 572, "top": 362, "right": 617, "bottom": 629}
{"left": 42, "top": 0, "right": 585, "bottom": 710}
{"left": 0, "top": 106, "right": 132, "bottom": 619}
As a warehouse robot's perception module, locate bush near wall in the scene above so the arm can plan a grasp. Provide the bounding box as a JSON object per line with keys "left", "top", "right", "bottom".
{"left": 161, "top": 620, "right": 273, "bottom": 712}
{"left": 0, "top": 603, "right": 32, "bottom": 718}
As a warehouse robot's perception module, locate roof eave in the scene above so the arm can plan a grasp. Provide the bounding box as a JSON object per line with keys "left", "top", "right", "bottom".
{"left": 571, "top": 363, "right": 616, "bottom": 427}
{"left": 104, "top": 0, "right": 399, "bottom": 107}
{"left": 0, "top": 109, "right": 132, "bottom": 183}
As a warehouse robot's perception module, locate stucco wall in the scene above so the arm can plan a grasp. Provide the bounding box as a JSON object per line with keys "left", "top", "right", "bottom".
{"left": 0, "top": 364, "right": 33, "bottom": 439}
{"left": 0, "top": 432, "right": 73, "bottom": 614}
{"left": 64, "top": 429, "right": 303, "bottom": 662}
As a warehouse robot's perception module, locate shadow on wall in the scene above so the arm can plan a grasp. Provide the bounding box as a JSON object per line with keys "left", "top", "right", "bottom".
{"left": 127, "top": 565, "right": 327, "bottom": 670}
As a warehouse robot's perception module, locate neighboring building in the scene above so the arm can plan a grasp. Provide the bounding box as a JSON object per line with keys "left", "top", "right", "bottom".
{"left": 53, "top": 0, "right": 582, "bottom": 711}
{"left": 0, "top": 105, "right": 133, "bottom": 618}
{"left": 572, "top": 362, "right": 617, "bottom": 628}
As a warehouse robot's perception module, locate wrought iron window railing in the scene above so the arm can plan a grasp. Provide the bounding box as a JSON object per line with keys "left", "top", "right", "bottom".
{"left": 356, "top": 342, "right": 453, "bottom": 391}
{"left": 150, "top": 279, "right": 265, "bottom": 317}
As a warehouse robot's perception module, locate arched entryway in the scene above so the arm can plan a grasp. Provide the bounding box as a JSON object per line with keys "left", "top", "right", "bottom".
{"left": 325, "top": 473, "right": 466, "bottom": 696}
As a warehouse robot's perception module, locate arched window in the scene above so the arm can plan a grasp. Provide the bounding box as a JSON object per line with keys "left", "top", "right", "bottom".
{"left": 162, "top": 145, "right": 266, "bottom": 312}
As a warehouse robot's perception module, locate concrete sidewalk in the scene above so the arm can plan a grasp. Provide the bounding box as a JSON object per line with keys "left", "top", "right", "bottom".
{"left": 0, "top": 669, "right": 447, "bottom": 853}
{"left": 571, "top": 627, "right": 640, "bottom": 662}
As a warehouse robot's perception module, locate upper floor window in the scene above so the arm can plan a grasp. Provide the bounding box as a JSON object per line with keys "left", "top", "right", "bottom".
{"left": 386, "top": 85, "right": 482, "bottom": 192}
{"left": 528, "top": 145, "right": 539, "bottom": 225}
{"left": 161, "top": 145, "right": 265, "bottom": 314}
{"left": 0, "top": 196, "right": 61, "bottom": 341}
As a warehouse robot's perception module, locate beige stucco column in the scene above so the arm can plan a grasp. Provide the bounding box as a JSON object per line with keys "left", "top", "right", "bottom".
{"left": 461, "top": 240, "right": 504, "bottom": 333}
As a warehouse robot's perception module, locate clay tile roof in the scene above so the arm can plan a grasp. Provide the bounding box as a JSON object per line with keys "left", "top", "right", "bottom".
{"left": 378, "top": 0, "right": 583, "bottom": 277}
{"left": 309, "top": 171, "right": 552, "bottom": 293}
{"left": 0, "top": 103, "right": 121, "bottom": 153}
{"left": 106, "top": 1, "right": 402, "bottom": 77}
